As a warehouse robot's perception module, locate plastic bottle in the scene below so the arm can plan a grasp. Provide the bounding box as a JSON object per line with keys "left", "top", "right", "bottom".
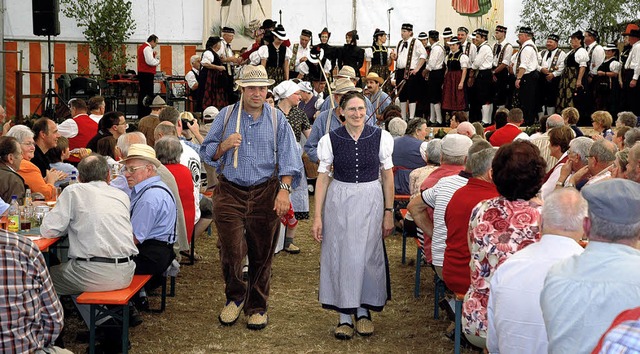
{"left": 69, "top": 171, "right": 78, "bottom": 185}
{"left": 24, "top": 189, "right": 32, "bottom": 207}
{"left": 7, "top": 196, "right": 20, "bottom": 232}
{"left": 428, "top": 127, "right": 434, "bottom": 140}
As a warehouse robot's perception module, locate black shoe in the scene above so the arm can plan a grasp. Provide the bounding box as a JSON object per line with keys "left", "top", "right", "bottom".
{"left": 134, "top": 296, "right": 150, "bottom": 312}
{"left": 439, "top": 298, "right": 455, "bottom": 321}
{"left": 129, "top": 306, "right": 143, "bottom": 327}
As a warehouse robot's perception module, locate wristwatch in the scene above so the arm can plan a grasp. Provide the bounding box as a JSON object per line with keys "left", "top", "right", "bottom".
{"left": 279, "top": 182, "right": 292, "bottom": 193}
{"left": 384, "top": 207, "right": 394, "bottom": 213}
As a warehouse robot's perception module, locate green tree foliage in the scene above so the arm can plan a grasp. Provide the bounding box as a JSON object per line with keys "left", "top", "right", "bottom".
{"left": 520, "top": 0, "right": 640, "bottom": 45}
{"left": 61, "top": 0, "right": 136, "bottom": 78}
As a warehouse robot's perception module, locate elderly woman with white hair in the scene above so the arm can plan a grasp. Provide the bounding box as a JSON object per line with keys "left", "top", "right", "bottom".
{"left": 6, "top": 125, "right": 65, "bottom": 201}
{"left": 274, "top": 80, "right": 311, "bottom": 253}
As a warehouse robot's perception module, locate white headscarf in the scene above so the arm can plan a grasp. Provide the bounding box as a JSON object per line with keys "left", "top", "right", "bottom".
{"left": 273, "top": 80, "right": 300, "bottom": 101}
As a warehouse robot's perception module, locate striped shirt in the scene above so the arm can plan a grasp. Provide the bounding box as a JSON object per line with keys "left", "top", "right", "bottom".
{"left": 421, "top": 172, "right": 470, "bottom": 267}
{"left": 0, "top": 229, "right": 64, "bottom": 352}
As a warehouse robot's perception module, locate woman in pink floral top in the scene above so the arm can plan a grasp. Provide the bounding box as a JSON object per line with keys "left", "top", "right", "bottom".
{"left": 462, "top": 140, "right": 547, "bottom": 349}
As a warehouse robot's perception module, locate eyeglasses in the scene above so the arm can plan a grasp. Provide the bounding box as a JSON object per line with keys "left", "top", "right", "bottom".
{"left": 345, "top": 106, "right": 366, "bottom": 113}
{"left": 123, "top": 165, "right": 147, "bottom": 174}
{"left": 21, "top": 141, "right": 35, "bottom": 146}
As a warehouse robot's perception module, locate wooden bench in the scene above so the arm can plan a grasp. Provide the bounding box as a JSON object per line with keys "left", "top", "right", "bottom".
{"left": 77, "top": 274, "right": 151, "bottom": 354}
{"left": 454, "top": 293, "right": 465, "bottom": 354}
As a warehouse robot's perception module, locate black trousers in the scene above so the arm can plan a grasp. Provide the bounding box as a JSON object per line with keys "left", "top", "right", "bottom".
{"left": 137, "top": 72, "right": 154, "bottom": 119}
{"left": 517, "top": 71, "right": 539, "bottom": 126}
{"left": 135, "top": 239, "right": 175, "bottom": 290}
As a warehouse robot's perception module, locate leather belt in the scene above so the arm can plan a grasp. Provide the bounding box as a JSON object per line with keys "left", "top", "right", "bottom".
{"left": 75, "top": 256, "right": 134, "bottom": 264}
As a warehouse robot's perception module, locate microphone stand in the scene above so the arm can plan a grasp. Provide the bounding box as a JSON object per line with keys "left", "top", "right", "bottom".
{"left": 387, "top": 7, "right": 393, "bottom": 45}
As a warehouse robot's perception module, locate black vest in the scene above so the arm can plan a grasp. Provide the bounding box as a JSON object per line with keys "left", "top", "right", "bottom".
{"left": 266, "top": 44, "right": 287, "bottom": 68}
{"left": 447, "top": 50, "right": 463, "bottom": 71}
{"left": 371, "top": 45, "right": 388, "bottom": 67}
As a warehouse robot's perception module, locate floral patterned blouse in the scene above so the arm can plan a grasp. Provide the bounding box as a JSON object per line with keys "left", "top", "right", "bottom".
{"left": 462, "top": 196, "right": 542, "bottom": 338}
{"left": 281, "top": 106, "right": 311, "bottom": 143}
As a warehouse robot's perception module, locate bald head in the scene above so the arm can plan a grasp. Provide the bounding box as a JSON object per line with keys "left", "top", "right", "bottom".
{"left": 546, "top": 114, "right": 564, "bottom": 129}
{"left": 117, "top": 132, "right": 146, "bottom": 158}
{"left": 457, "top": 122, "right": 475, "bottom": 138}
{"left": 154, "top": 121, "right": 177, "bottom": 143}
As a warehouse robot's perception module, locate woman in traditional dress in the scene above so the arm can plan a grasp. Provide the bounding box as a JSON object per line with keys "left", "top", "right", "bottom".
{"left": 556, "top": 31, "right": 589, "bottom": 113}
{"left": 313, "top": 91, "right": 394, "bottom": 340}
{"left": 365, "top": 29, "right": 390, "bottom": 91}
{"left": 199, "top": 36, "right": 230, "bottom": 110}
{"left": 273, "top": 80, "right": 311, "bottom": 253}
{"left": 442, "top": 37, "right": 469, "bottom": 114}
{"left": 259, "top": 24, "right": 292, "bottom": 86}
{"left": 338, "top": 30, "right": 365, "bottom": 84}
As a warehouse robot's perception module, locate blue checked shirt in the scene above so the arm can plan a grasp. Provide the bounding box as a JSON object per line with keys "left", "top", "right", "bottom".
{"left": 130, "top": 176, "right": 177, "bottom": 244}
{"left": 599, "top": 320, "right": 640, "bottom": 353}
{"left": 304, "top": 108, "right": 343, "bottom": 163}
{"left": 200, "top": 102, "right": 302, "bottom": 187}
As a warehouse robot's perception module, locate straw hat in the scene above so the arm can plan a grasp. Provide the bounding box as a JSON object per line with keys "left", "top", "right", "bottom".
{"left": 121, "top": 144, "right": 161, "bottom": 167}
{"left": 149, "top": 95, "right": 167, "bottom": 108}
{"left": 337, "top": 66, "right": 356, "bottom": 79}
{"left": 236, "top": 65, "right": 275, "bottom": 87}
{"left": 364, "top": 72, "right": 383, "bottom": 85}
{"left": 331, "top": 77, "right": 362, "bottom": 94}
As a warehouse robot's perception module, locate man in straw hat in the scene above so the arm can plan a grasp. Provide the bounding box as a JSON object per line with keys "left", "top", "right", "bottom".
{"left": 541, "top": 179, "right": 640, "bottom": 353}
{"left": 622, "top": 27, "right": 640, "bottom": 115}
{"left": 365, "top": 72, "right": 390, "bottom": 122}
{"left": 138, "top": 95, "right": 167, "bottom": 147}
{"left": 390, "top": 23, "right": 427, "bottom": 119}
{"left": 122, "top": 143, "right": 178, "bottom": 304}
{"left": 304, "top": 77, "right": 363, "bottom": 163}
{"left": 200, "top": 65, "right": 302, "bottom": 330}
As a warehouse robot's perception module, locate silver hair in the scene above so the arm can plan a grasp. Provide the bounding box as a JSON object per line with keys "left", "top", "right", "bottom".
{"left": 542, "top": 188, "right": 588, "bottom": 233}
{"left": 6, "top": 124, "right": 34, "bottom": 143}
{"left": 589, "top": 211, "right": 640, "bottom": 242}
{"left": 589, "top": 139, "right": 617, "bottom": 163}
{"left": 441, "top": 153, "right": 466, "bottom": 166}
{"left": 117, "top": 132, "right": 146, "bottom": 158}
{"left": 190, "top": 54, "right": 200, "bottom": 66}
{"left": 426, "top": 139, "right": 441, "bottom": 165}
{"left": 624, "top": 128, "right": 640, "bottom": 149}
{"left": 569, "top": 137, "right": 594, "bottom": 165}
{"left": 468, "top": 147, "right": 496, "bottom": 177}
{"left": 388, "top": 117, "right": 407, "bottom": 138}
{"left": 617, "top": 111, "right": 638, "bottom": 128}
{"left": 77, "top": 154, "right": 109, "bottom": 183}
{"left": 546, "top": 115, "right": 564, "bottom": 129}
{"left": 154, "top": 136, "right": 183, "bottom": 165}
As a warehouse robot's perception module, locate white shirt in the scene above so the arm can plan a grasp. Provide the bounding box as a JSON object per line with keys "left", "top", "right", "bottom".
{"left": 258, "top": 44, "right": 293, "bottom": 61}
{"left": 40, "top": 181, "right": 139, "bottom": 259}
{"left": 57, "top": 113, "right": 100, "bottom": 139}
{"left": 364, "top": 46, "right": 391, "bottom": 62}
{"left": 200, "top": 50, "right": 215, "bottom": 65}
{"left": 462, "top": 40, "right": 477, "bottom": 63}
{"left": 601, "top": 58, "right": 622, "bottom": 74}
{"left": 587, "top": 42, "right": 606, "bottom": 76}
{"left": 293, "top": 43, "right": 311, "bottom": 71}
{"left": 540, "top": 151, "right": 568, "bottom": 200}
{"left": 487, "top": 234, "right": 584, "bottom": 354}
{"left": 421, "top": 173, "right": 469, "bottom": 267}
{"left": 217, "top": 39, "right": 235, "bottom": 63}
{"left": 396, "top": 38, "right": 427, "bottom": 70}
{"left": 179, "top": 141, "right": 201, "bottom": 223}
{"left": 316, "top": 129, "right": 394, "bottom": 174}
{"left": 426, "top": 43, "right": 445, "bottom": 71}
{"left": 516, "top": 39, "right": 540, "bottom": 74}
{"left": 185, "top": 68, "right": 199, "bottom": 89}
{"left": 472, "top": 42, "right": 494, "bottom": 71}
{"left": 541, "top": 48, "right": 567, "bottom": 77}
{"left": 624, "top": 41, "right": 640, "bottom": 79}
{"left": 143, "top": 43, "right": 160, "bottom": 67}
{"left": 492, "top": 39, "right": 513, "bottom": 68}
{"left": 298, "top": 60, "right": 332, "bottom": 75}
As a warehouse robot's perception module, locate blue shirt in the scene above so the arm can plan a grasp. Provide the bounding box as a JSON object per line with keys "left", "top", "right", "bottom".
{"left": 541, "top": 241, "right": 640, "bottom": 354}
{"left": 50, "top": 162, "right": 78, "bottom": 188}
{"left": 179, "top": 136, "right": 201, "bottom": 153}
{"left": 130, "top": 176, "right": 176, "bottom": 244}
{"left": 200, "top": 102, "right": 302, "bottom": 187}
{"left": 304, "top": 109, "right": 343, "bottom": 163}
{"left": 368, "top": 90, "right": 391, "bottom": 116}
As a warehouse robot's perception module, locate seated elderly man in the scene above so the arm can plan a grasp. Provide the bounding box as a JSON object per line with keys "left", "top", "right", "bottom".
{"left": 488, "top": 188, "right": 586, "bottom": 354}
{"left": 564, "top": 139, "right": 617, "bottom": 188}
{"left": 627, "top": 142, "right": 640, "bottom": 183}
{"left": 0, "top": 229, "right": 68, "bottom": 353}
{"left": 392, "top": 118, "right": 427, "bottom": 195}
{"left": 488, "top": 108, "right": 529, "bottom": 147}
{"left": 541, "top": 179, "right": 640, "bottom": 354}
{"left": 40, "top": 155, "right": 138, "bottom": 327}
{"left": 530, "top": 114, "right": 565, "bottom": 172}
{"left": 555, "top": 137, "right": 594, "bottom": 190}
{"left": 0, "top": 136, "right": 25, "bottom": 203}
{"left": 122, "top": 144, "right": 177, "bottom": 291}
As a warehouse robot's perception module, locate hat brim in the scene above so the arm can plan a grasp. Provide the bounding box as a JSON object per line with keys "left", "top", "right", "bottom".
{"left": 149, "top": 104, "right": 167, "bottom": 108}
{"left": 365, "top": 77, "right": 384, "bottom": 84}
{"left": 332, "top": 87, "right": 362, "bottom": 94}
{"left": 273, "top": 32, "right": 287, "bottom": 40}
{"left": 121, "top": 155, "right": 161, "bottom": 168}
{"left": 236, "top": 78, "right": 276, "bottom": 87}
{"left": 447, "top": 40, "right": 460, "bottom": 45}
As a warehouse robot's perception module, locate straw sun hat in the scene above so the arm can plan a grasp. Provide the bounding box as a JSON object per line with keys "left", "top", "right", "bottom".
{"left": 236, "top": 65, "right": 275, "bottom": 87}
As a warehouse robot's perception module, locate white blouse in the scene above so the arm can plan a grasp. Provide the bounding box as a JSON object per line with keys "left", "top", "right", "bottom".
{"left": 574, "top": 48, "right": 590, "bottom": 67}
{"left": 258, "top": 45, "right": 293, "bottom": 60}
{"left": 201, "top": 50, "right": 214, "bottom": 65}
{"left": 316, "top": 129, "right": 394, "bottom": 174}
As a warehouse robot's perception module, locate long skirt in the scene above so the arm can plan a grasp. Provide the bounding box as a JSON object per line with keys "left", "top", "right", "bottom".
{"left": 202, "top": 69, "right": 230, "bottom": 109}
{"left": 290, "top": 143, "right": 309, "bottom": 220}
{"left": 370, "top": 64, "right": 392, "bottom": 93}
{"left": 319, "top": 179, "right": 391, "bottom": 314}
{"left": 266, "top": 66, "right": 285, "bottom": 87}
{"left": 556, "top": 66, "right": 584, "bottom": 112}
{"left": 442, "top": 70, "right": 466, "bottom": 111}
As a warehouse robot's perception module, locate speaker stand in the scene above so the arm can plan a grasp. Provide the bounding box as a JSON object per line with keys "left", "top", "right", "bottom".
{"left": 35, "top": 34, "right": 67, "bottom": 121}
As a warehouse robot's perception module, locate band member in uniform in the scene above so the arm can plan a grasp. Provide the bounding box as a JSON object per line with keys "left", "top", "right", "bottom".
{"left": 442, "top": 37, "right": 469, "bottom": 114}
{"left": 584, "top": 28, "right": 605, "bottom": 125}
{"left": 513, "top": 26, "right": 540, "bottom": 126}
{"left": 539, "top": 34, "right": 566, "bottom": 116}
{"left": 492, "top": 25, "right": 513, "bottom": 110}
{"left": 442, "top": 27, "right": 454, "bottom": 55}
{"left": 595, "top": 43, "right": 622, "bottom": 114}
{"left": 468, "top": 28, "right": 494, "bottom": 125}
{"left": 557, "top": 31, "right": 589, "bottom": 119}
{"left": 290, "top": 29, "right": 313, "bottom": 80}
{"left": 389, "top": 23, "right": 427, "bottom": 119}
{"left": 459, "top": 27, "right": 478, "bottom": 120}
{"left": 621, "top": 28, "right": 640, "bottom": 115}
{"left": 424, "top": 30, "right": 446, "bottom": 125}
{"left": 365, "top": 29, "right": 391, "bottom": 92}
